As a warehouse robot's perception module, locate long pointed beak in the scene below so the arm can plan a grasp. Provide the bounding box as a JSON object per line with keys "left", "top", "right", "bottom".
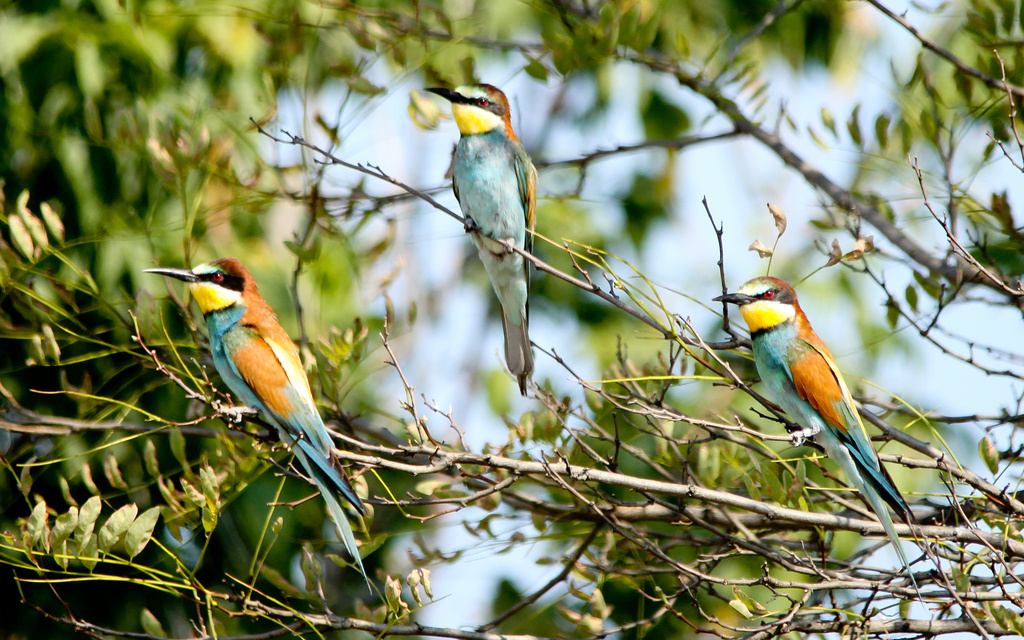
{"left": 144, "top": 267, "right": 199, "bottom": 283}
{"left": 425, "top": 87, "right": 465, "bottom": 104}
{"left": 713, "top": 292, "right": 755, "bottom": 305}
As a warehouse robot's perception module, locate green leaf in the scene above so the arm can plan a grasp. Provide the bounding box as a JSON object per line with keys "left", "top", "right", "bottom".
{"left": 140, "top": 609, "right": 167, "bottom": 638}
{"left": 76, "top": 495, "right": 102, "bottom": 542}
{"left": 728, "top": 598, "right": 752, "bottom": 618}
{"left": 73, "top": 37, "right": 106, "bottom": 97}
{"left": 20, "top": 212, "right": 48, "bottom": 253}
{"left": 641, "top": 90, "right": 689, "bottom": 140}
{"left": 905, "top": 285, "right": 918, "bottom": 313}
{"left": 125, "top": 507, "right": 161, "bottom": 559}
{"left": 103, "top": 453, "right": 128, "bottom": 490}
{"left": 169, "top": 428, "right": 187, "bottom": 468}
{"left": 27, "top": 499, "right": 49, "bottom": 551}
{"left": 523, "top": 57, "right": 548, "bottom": 81}
{"left": 55, "top": 539, "right": 69, "bottom": 570}
{"left": 199, "top": 464, "right": 220, "bottom": 509}
{"left": 98, "top": 503, "right": 138, "bottom": 552}
{"left": 885, "top": 298, "right": 900, "bottom": 329}
{"left": 51, "top": 506, "right": 79, "bottom": 550}
{"left": 847, "top": 104, "right": 862, "bottom": 146}
{"left": 979, "top": 436, "right": 999, "bottom": 474}
{"left": 81, "top": 461, "right": 99, "bottom": 495}
{"left": 9, "top": 215, "right": 35, "bottom": 260}
{"left": 181, "top": 478, "right": 205, "bottom": 507}
{"left": 874, "top": 113, "right": 890, "bottom": 148}
{"left": 39, "top": 202, "right": 64, "bottom": 242}
{"left": 143, "top": 439, "right": 160, "bottom": 477}
{"left": 78, "top": 533, "right": 99, "bottom": 571}
{"left": 415, "top": 479, "right": 449, "bottom": 496}
{"left": 821, "top": 107, "right": 836, "bottom": 136}
{"left": 41, "top": 324, "right": 60, "bottom": 363}
{"left": 345, "top": 76, "right": 384, "bottom": 96}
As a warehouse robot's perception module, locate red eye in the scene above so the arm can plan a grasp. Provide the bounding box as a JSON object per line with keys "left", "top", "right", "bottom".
{"left": 211, "top": 272, "right": 224, "bottom": 283}
{"left": 764, "top": 290, "right": 774, "bottom": 299}
{"left": 476, "top": 98, "right": 488, "bottom": 107}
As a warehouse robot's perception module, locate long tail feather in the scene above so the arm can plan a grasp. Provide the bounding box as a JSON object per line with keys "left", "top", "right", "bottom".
{"left": 501, "top": 310, "right": 533, "bottom": 395}
{"left": 826, "top": 439, "right": 922, "bottom": 599}
{"left": 858, "top": 479, "right": 923, "bottom": 600}
{"left": 294, "top": 441, "right": 368, "bottom": 585}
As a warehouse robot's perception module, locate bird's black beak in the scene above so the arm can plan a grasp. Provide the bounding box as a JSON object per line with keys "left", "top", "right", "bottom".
{"left": 426, "top": 87, "right": 466, "bottom": 104}
{"left": 713, "top": 292, "right": 755, "bottom": 305}
{"left": 144, "top": 267, "right": 199, "bottom": 283}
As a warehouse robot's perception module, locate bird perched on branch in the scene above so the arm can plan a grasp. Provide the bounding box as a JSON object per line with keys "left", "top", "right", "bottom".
{"left": 426, "top": 83, "right": 537, "bottom": 395}
{"left": 146, "top": 258, "right": 366, "bottom": 580}
{"left": 715, "top": 276, "right": 920, "bottom": 596}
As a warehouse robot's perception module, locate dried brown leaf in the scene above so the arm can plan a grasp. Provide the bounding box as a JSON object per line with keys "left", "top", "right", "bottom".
{"left": 825, "top": 239, "right": 842, "bottom": 267}
{"left": 767, "top": 203, "right": 787, "bottom": 236}
{"left": 748, "top": 239, "right": 773, "bottom": 258}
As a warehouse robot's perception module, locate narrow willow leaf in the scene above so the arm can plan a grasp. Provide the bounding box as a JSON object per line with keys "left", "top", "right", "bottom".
{"left": 103, "top": 453, "right": 128, "bottom": 490}
{"left": 169, "top": 428, "right": 187, "bottom": 468}
{"left": 874, "top": 113, "right": 891, "bottom": 148}
{"left": 81, "top": 461, "right": 99, "bottom": 495}
{"left": 143, "top": 439, "right": 160, "bottom": 477}
{"left": 847, "top": 104, "right": 862, "bottom": 146}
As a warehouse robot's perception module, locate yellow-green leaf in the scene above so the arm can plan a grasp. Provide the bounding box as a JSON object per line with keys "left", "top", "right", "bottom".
{"left": 140, "top": 609, "right": 167, "bottom": 638}
{"left": 98, "top": 504, "right": 138, "bottom": 552}
{"left": 125, "top": 507, "right": 161, "bottom": 559}
{"left": 979, "top": 436, "right": 999, "bottom": 474}
{"left": 76, "top": 495, "right": 101, "bottom": 542}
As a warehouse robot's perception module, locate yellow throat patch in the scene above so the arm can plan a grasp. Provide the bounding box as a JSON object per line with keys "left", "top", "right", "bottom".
{"left": 451, "top": 103, "right": 503, "bottom": 135}
{"left": 189, "top": 282, "right": 241, "bottom": 314}
{"left": 739, "top": 299, "right": 795, "bottom": 333}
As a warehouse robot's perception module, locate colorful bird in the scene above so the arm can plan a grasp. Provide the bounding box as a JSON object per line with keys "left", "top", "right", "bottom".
{"left": 426, "top": 84, "right": 537, "bottom": 395}
{"left": 715, "top": 276, "right": 919, "bottom": 594}
{"left": 146, "top": 258, "right": 366, "bottom": 578}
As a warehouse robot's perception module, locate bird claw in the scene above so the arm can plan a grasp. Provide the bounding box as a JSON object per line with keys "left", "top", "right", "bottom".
{"left": 463, "top": 218, "right": 480, "bottom": 233}
{"left": 788, "top": 425, "right": 819, "bottom": 447}
{"left": 214, "top": 400, "right": 258, "bottom": 424}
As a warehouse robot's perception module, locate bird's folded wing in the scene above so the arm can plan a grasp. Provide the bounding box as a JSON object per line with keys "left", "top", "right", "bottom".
{"left": 789, "top": 340, "right": 849, "bottom": 435}
{"left": 263, "top": 335, "right": 335, "bottom": 454}
{"left": 792, "top": 338, "right": 883, "bottom": 471}
{"left": 229, "top": 329, "right": 328, "bottom": 450}
{"left": 514, "top": 149, "right": 537, "bottom": 253}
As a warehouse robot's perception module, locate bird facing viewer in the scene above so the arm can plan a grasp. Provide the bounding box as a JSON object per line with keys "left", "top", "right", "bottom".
{"left": 715, "top": 276, "right": 920, "bottom": 595}
{"left": 426, "top": 84, "right": 537, "bottom": 395}
{"left": 146, "top": 258, "right": 366, "bottom": 579}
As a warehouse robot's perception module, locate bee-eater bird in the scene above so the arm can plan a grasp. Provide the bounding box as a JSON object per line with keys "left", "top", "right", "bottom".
{"left": 145, "top": 258, "right": 366, "bottom": 578}
{"left": 426, "top": 84, "right": 537, "bottom": 395}
{"left": 715, "top": 276, "right": 920, "bottom": 594}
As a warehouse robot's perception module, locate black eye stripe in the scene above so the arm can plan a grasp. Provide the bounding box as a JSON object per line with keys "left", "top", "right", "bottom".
{"left": 201, "top": 271, "right": 245, "bottom": 292}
